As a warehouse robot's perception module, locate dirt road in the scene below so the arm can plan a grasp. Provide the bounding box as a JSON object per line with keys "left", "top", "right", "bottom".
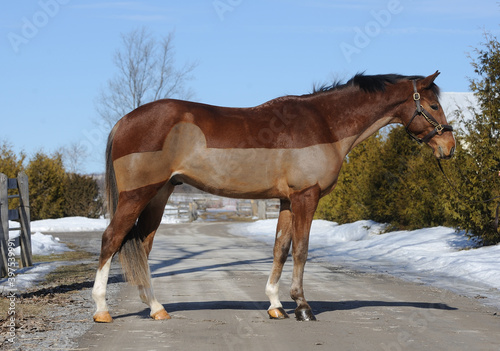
{"left": 75, "top": 222, "right": 500, "bottom": 350}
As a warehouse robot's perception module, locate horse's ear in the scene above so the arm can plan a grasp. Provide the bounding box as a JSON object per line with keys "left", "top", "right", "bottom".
{"left": 418, "top": 71, "right": 440, "bottom": 89}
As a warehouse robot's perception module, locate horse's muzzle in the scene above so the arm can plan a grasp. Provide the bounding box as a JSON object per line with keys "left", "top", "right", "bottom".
{"left": 438, "top": 146, "right": 455, "bottom": 159}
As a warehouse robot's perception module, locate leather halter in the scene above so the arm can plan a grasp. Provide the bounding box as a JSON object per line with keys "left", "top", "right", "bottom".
{"left": 405, "top": 81, "right": 453, "bottom": 144}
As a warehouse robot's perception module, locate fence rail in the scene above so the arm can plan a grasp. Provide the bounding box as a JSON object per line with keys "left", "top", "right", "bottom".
{"left": 0, "top": 172, "right": 32, "bottom": 277}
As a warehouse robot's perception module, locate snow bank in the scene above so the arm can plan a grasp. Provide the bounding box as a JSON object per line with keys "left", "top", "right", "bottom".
{"left": 19, "top": 232, "right": 72, "bottom": 256}
{"left": 31, "top": 217, "right": 109, "bottom": 233}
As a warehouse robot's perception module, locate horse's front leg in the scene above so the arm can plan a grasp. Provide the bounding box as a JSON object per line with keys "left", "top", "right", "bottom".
{"left": 289, "top": 185, "right": 321, "bottom": 321}
{"left": 266, "top": 199, "right": 293, "bottom": 319}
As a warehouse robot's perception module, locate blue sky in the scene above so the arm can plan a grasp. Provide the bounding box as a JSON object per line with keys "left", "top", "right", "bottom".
{"left": 1, "top": 0, "right": 499, "bottom": 174}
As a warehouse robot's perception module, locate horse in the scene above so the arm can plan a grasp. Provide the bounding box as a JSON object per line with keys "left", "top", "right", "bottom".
{"left": 92, "top": 71, "right": 455, "bottom": 323}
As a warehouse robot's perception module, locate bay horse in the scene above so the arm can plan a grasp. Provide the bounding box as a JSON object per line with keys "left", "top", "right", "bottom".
{"left": 92, "top": 71, "right": 455, "bottom": 323}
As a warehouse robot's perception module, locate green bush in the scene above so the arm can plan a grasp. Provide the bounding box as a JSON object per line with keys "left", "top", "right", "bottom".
{"left": 63, "top": 173, "right": 103, "bottom": 218}
{"left": 446, "top": 33, "right": 500, "bottom": 244}
{"left": 316, "top": 127, "right": 452, "bottom": 231}
{"left": 2, "top": 145, "right": 104, "bottom": 220}
{"left": 25, "top": 152, "right": 66, "bottom": 220}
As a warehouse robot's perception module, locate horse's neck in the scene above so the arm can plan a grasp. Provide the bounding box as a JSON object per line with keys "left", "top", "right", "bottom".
{"left": 348, "top": 115, "right": 396, "bottom": 150}
{"left": 316, "top": 89, "right": 402, "bottom": 154}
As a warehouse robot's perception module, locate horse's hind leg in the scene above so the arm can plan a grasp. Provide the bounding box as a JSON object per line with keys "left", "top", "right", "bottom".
{"left": 136, "top": 183, "right": 175, "bottom": 320}
{"left": 289, "top": 185, "right": 321, "bottom": 321}
{"left": 92, "top": 185, "right": 162, "bottom": 323}
{"left": 266, "top": 199, "right": 293, "bottom": 319}
{"left": 92, "top": 249, "right": 114, "bottom": 323}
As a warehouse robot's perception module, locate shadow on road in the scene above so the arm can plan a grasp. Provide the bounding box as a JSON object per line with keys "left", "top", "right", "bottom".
{"left": 112, "top": 299, "right": 457, "bottom": 320}
{"left": 150, "top": 255, "right": 274, "bottom": 279}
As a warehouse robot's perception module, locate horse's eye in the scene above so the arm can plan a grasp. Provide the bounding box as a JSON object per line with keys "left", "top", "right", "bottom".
{"left": 430, "top": 104, "right": 439, "bottom": 111}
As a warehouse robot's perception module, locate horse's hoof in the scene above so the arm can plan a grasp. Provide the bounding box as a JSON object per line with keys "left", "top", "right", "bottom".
{"left": 295, "top": 308, "right": 316, "bottom": 321}
{"left": 268, "top": 307, "right": 289, "bottom": 319}
{"left": 93, "top": 311, "right": 113, "bottom": 323}
{"left": 151, "top": 309, "right": 171, "bottom": 320}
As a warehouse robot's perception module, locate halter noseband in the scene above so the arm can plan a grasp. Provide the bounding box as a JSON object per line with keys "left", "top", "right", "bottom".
{"left": 405, "top": 80, "right": 453, "bottom": 144}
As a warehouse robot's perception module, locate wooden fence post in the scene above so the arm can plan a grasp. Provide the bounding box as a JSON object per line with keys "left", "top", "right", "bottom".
{"left": 250, "top": 200, "right": 267, "bottom": 219}
{"left": 0, "top": 172, "right": 32, "bottom": 276}
{"left": 0, "top": 173, "right": 8, "bottom": 277}
{"left": 17, "top": 172, "right": 32, "bottom": 268}
{"left": 189, "top": 202, "right": 198, "bottom": 222}
{"left": 258, "top": 200, "right": 266, "bottom": 220}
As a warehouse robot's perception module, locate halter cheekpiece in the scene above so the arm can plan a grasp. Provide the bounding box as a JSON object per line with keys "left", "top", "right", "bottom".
{"left": 405, "top": 80, "right": 453, "bottom": 144}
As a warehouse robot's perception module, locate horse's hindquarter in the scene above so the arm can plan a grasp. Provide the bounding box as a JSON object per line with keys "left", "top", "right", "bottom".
{"left": 112, "top": 99, "right": 342, "bottom": 198}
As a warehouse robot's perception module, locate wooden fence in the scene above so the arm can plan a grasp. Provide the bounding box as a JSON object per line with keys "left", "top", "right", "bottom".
{"left": 165, "top": 193, "right": 279, "bottom": 222}
{"left": 0, "top": 172, "right": 32, "bottom": 277}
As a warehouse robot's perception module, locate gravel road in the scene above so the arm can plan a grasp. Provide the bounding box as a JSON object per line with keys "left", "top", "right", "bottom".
{"left": 7, "top": 221, "right": 500, "bottom": 350}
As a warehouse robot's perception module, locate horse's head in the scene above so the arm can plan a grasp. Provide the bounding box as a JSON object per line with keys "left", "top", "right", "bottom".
{"left": 399, "top": 71, "right": 455, "bottom": 159}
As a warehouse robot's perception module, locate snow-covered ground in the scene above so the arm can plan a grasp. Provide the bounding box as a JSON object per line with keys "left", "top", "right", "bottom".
{"left": 1, "top": 213, "right": 183, "bottom": 292}
{"left": 2, "top": 215, "right": 499, "bottom": 309}
{"left": 1, "top": 218, "right": 108, "bottom": 292}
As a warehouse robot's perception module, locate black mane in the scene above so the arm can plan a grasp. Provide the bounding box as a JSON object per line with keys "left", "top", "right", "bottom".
{"left": 311, "top": 73, "right": 440, "bottom": 97}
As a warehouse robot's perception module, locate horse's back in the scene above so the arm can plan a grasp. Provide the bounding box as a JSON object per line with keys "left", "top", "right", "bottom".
{"left": 112, "top": 97, "right": 335, "bottom": 160}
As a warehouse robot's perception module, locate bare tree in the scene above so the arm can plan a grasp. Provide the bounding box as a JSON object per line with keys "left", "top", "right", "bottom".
{"left": 60, "top": 142, "right": 88, "bottom": 174}
{"left": 96, "top": 27, "right": 197, "bottom": 127}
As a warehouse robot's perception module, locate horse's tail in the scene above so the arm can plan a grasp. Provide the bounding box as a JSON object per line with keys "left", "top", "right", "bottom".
{"left": 105, "top": 123, "right": 119, "bottom": 221}
{"left": 106, "top": 122, "right": 150, "bottom": 288}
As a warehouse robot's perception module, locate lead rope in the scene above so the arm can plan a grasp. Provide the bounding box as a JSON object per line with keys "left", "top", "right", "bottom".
{"left": 436, "top": 159, "right": 500, "bottom": 231}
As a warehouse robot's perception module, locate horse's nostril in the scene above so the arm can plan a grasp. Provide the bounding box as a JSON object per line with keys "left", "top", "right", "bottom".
{"left": 450, "top": 146, "right": 455, "bottom": 157}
